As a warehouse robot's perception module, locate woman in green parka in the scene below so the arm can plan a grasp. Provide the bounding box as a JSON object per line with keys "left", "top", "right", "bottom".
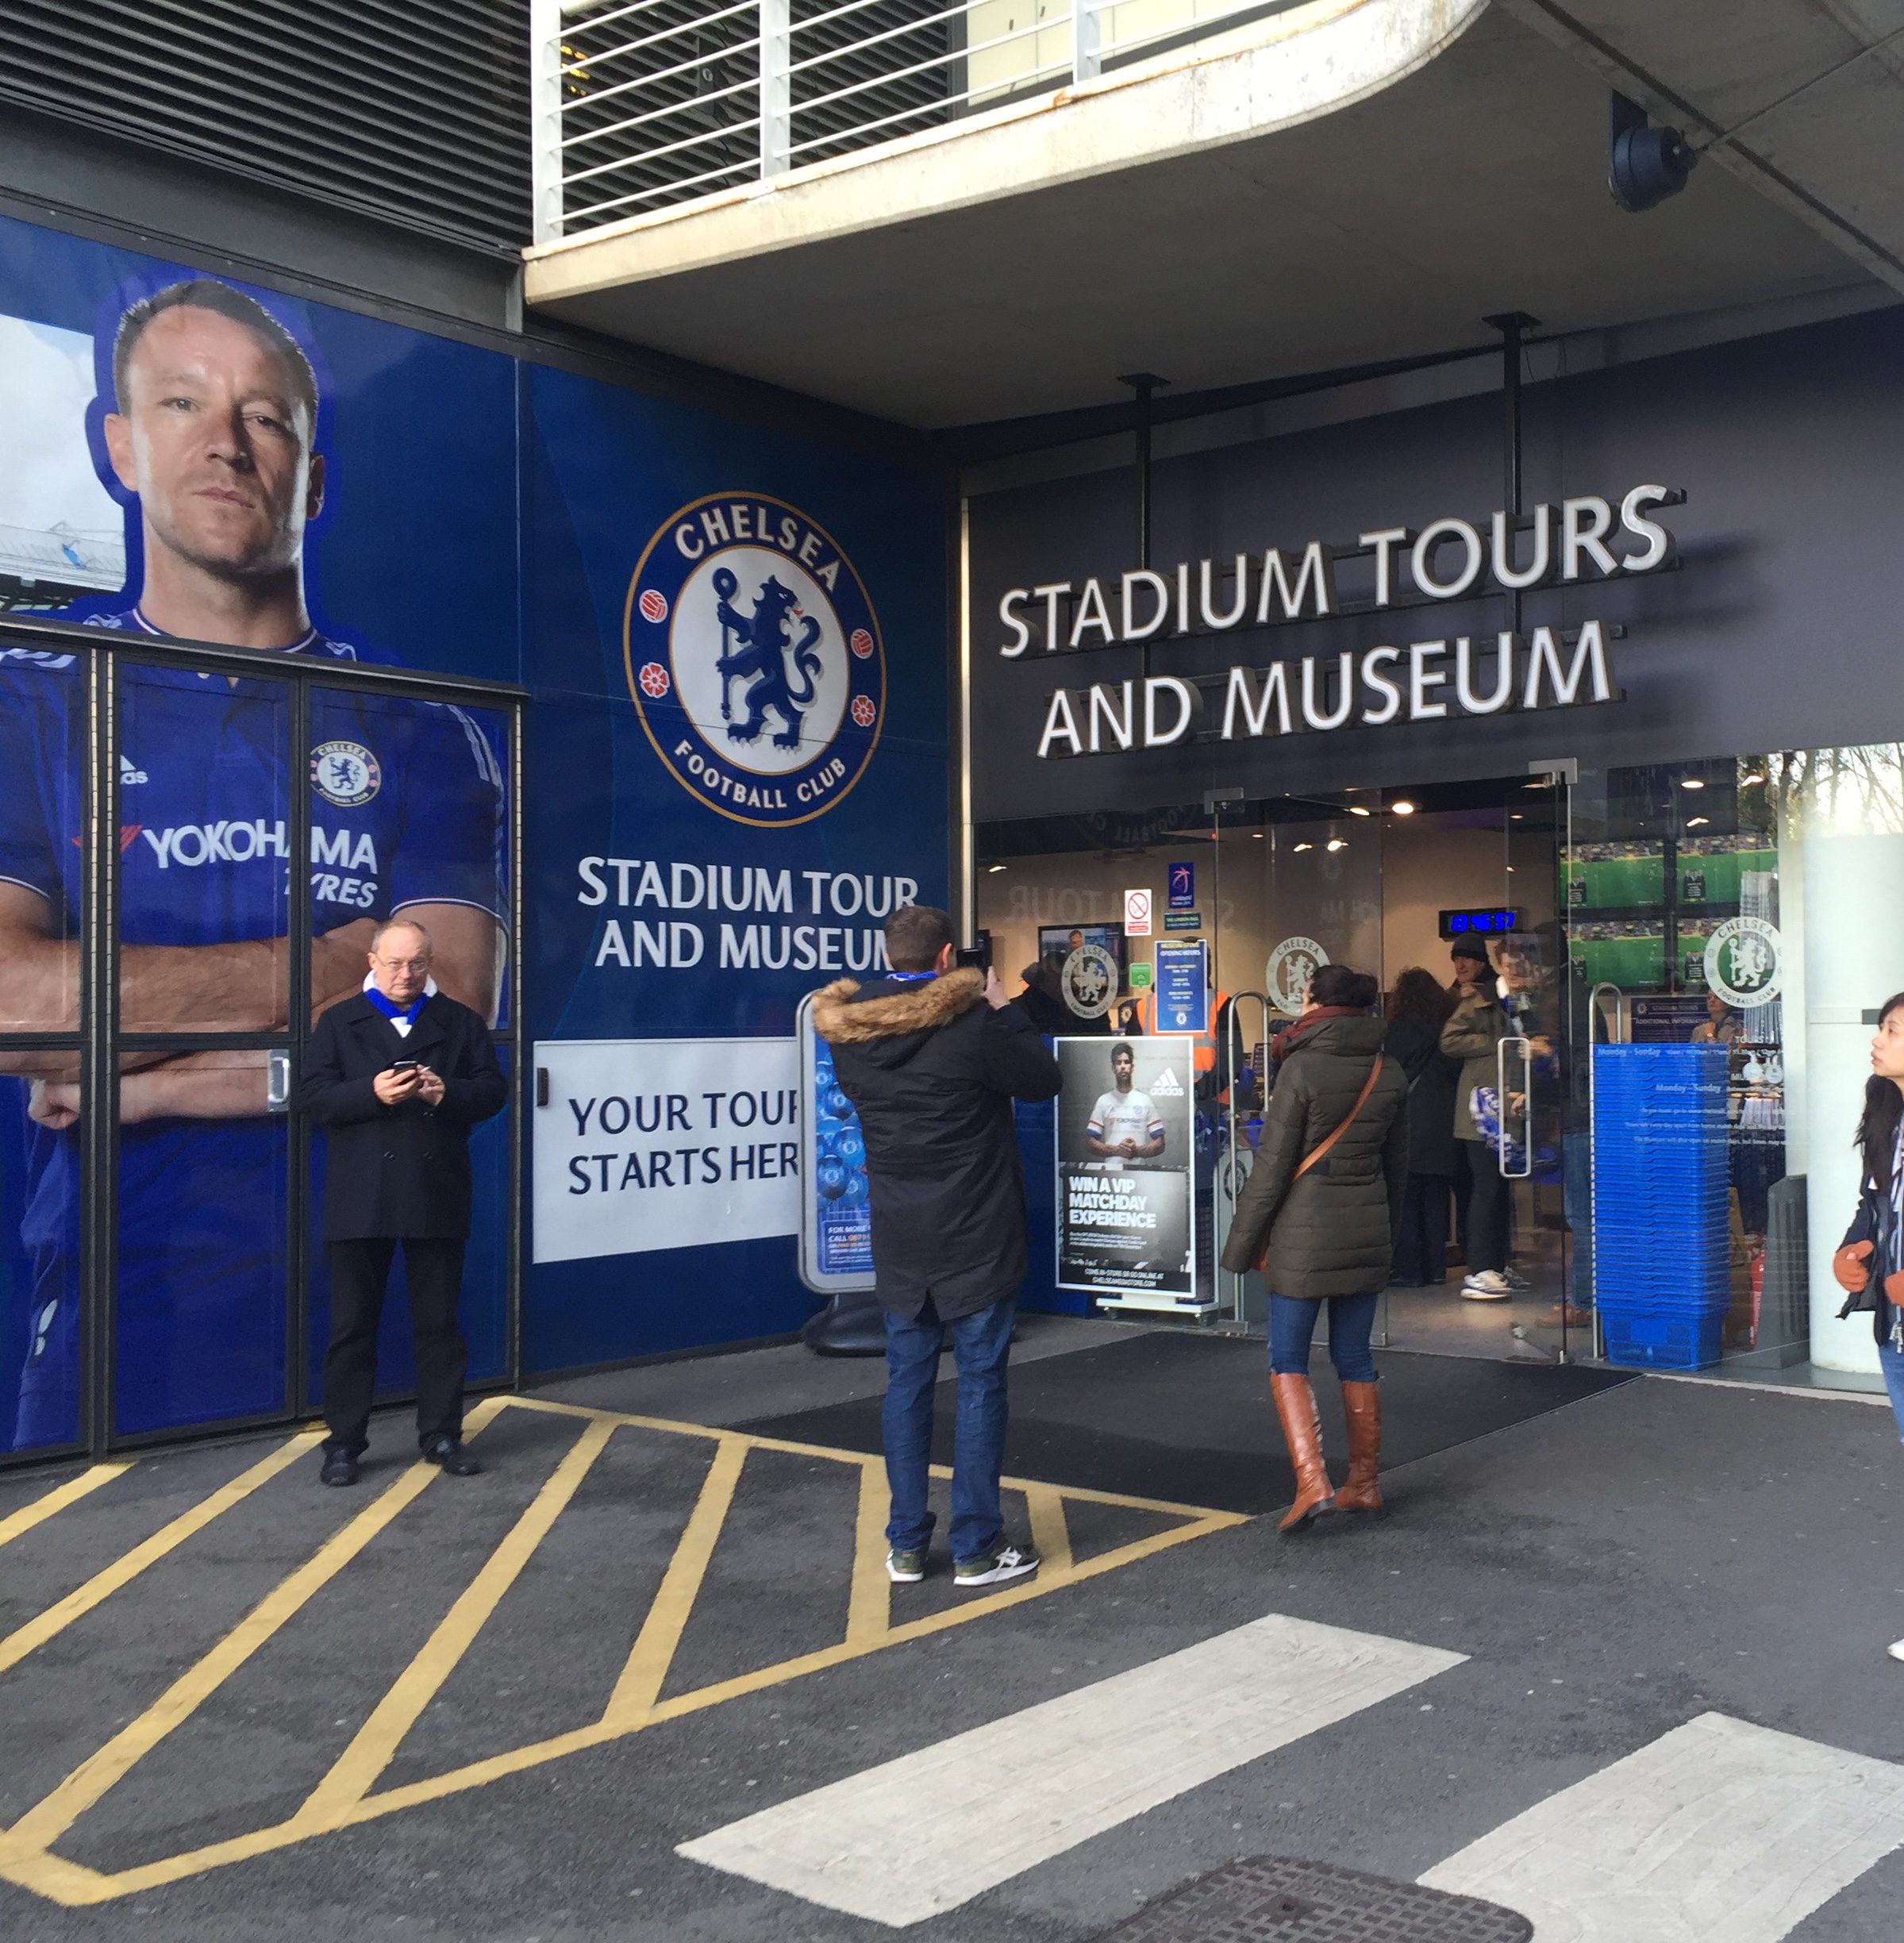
{"left": 1221, "top": 964, "right": 1410, "bottom": 1533}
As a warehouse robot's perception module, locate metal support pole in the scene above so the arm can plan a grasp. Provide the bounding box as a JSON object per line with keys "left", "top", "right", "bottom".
{"left": 529, "top": 0, "right": 565, "bottom": 243}
{"left": 1117, "top": 371, "right": 1168, "bottom": 675}
{"left": 761, "top": 0, "right": 792, "bottom": 176}
{"left": 1074, "top": 0, "right": 1100, "bottom": 83}
{"left": 1483, "top": 311, "right": 1537, "bottom": 637}
{"left": 82, "top": 648, "right": 117, "bottom": 1453}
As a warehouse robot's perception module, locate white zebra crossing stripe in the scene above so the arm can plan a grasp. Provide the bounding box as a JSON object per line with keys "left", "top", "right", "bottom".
{"left": 1421, "top": 1710, "right": 1904, "bottom": 1942}
{"left": 678, "top": 1613, "right": 1464, "bottom": 1929}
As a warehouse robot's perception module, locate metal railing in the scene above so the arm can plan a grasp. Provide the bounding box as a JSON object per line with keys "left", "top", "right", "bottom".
{"left": 532, "top": 0, "right": 1297, "bottom": 240}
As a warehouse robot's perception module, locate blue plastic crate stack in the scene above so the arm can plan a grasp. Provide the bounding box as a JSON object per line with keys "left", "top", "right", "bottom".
{"left": 1591, "top": 1042, "right": 1731, "bottom": 1370}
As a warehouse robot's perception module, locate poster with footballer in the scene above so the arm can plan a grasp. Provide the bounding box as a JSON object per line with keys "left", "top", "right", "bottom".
{"left": 1053, "top": 1034, "right": 1197, "bottom": 1303}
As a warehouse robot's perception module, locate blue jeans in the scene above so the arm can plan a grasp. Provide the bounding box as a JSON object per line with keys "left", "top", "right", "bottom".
{"left": 1268, "top": 1291, "right": 1379, "bottom": 1383}
{"left": 1879, "top": 1341, "right": 1904, "bottom": 1447}
{"left": 883, "top": 1293, "right": 1015, "bottom": 1562}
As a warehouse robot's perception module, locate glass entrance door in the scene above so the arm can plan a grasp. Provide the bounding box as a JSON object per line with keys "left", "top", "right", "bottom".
{"left": 1209, "top": 792, "right": 1386, "bottom": 1329}
{"left": 1502, "top": 769, "right": 1578, "bottom": 1357}
{"left": 1206, "top": 777, "right": 1578, "bottom": 1363}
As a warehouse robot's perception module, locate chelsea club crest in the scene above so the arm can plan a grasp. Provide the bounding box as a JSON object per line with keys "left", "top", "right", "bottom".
{"left": 624, "top": 492, "right": 885, "bottom": 828}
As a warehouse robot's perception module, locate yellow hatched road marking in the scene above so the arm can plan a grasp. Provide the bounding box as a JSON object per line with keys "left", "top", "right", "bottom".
{"left": 0, "top": 1464, "right": 130, "bottom": 1550}
{"left": 0, "top": 1398, "right": 502, "bottom": 1856}
{"left": 0, "top": 1433, "right": 321, "bottom": 1679}
{"left": 294, "top": 1414, "right": 616, "bottom": 1826}
{"left": 0, "top": 1395, "right": 1248, "bottom": 1908}
{"left": 844, "top": 1459, "right": 892, "bottom": 1646}
{"left": 1023, "top": 1483, "right": 1073, "bottom": 1576}
{"left": 602, "top": 1433, "right": 748, "bottom": 1727}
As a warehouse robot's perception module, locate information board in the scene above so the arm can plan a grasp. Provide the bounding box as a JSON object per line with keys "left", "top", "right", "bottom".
{"left": 1152, "top": 939, "right": 1211, "bottom": 1036}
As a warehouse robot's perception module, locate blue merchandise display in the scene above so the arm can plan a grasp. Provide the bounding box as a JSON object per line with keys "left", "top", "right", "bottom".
{"left": 1592, "top": 1043, "right": 1731, "bottom": 1368}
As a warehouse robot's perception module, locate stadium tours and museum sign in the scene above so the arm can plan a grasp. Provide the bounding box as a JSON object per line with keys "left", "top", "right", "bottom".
{"left": 995, "top": 484, "right": 1684, "bottom": 759}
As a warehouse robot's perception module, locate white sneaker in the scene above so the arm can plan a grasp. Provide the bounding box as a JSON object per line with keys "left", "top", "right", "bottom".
{"left": 1887, "top": 1638, "right": 1904, "bottom": 1664}
{"left": 1463, "top": 1270, "right": 1512, "bottom": 1301}
{"left": 953, "top": 1543, "right": 1040, "bottom": 1587}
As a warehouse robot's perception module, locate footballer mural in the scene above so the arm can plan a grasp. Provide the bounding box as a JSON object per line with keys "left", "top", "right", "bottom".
{"left": 0, "top": 263, "right": 509, "bottom": 1447}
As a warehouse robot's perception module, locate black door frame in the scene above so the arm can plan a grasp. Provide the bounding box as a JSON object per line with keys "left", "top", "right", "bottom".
{"left": 0, "top": 615, "right": 527, "bottom": 1468}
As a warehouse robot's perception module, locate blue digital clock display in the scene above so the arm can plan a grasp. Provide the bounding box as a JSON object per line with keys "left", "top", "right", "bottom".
{"left": 1441, "top": 906, "right": 1524, "bottom": 937}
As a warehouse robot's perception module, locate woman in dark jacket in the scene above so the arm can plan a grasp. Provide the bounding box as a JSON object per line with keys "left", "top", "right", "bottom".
{"left": 1829, "top": 989, "right": 1904, "bottom": 1660}
{"left": 1383, "top": 967, "right": 1460, "bottom": 1287}
{"left": 1221, "top": 964, "right": 1410, "bottom": 1534}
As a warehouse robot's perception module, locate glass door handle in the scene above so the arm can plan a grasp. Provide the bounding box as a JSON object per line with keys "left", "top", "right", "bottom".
{"left": 267, "top": 1048, "right": 291, "bottom": 1114}
{"left": 1498, "top": 1035, "right": 1533, "bottom": 1179}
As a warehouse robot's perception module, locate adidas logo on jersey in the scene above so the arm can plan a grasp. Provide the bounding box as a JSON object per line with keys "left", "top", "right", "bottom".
{"left": 120, "top": 754, "right": 148, "bottom": 786}
{"left": 1150, "top": 1068, "right": 1184, "bottom": 1096}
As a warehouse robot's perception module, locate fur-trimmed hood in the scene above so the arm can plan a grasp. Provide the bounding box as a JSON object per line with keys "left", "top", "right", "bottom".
{"left": 812, "top": 970, "right": 986, "bottom": 1066}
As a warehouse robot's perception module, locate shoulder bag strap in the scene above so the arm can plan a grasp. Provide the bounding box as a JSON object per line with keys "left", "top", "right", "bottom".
{"left": 1292, "top": 1054, "right": 1385, "bottom": 1183}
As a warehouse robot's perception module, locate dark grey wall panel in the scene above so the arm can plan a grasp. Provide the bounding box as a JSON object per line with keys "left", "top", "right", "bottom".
{"left": 0, "top": 0, "right": 528, "bottom": 252}
{"left": 0, "top": 108, "right": 521, "bottom": 331}
{"left": 967, "top": 307, "right": 1904, "bottom": 822}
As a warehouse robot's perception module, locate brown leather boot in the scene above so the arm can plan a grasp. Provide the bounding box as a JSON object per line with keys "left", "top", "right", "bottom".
{"left": 1270, "top": 1373, "right": 1337, "bottom": 1533}
{"left": 1334, "top": 1379, "right": 1383, "bottom": 1514}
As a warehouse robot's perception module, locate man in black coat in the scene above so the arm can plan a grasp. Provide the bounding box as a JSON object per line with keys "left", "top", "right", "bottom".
{"left": 299, "top": 916, "right": 506, "bottom": 1486}
{"left": 814, "top": 905, "right": 1062, "bottom": 1590}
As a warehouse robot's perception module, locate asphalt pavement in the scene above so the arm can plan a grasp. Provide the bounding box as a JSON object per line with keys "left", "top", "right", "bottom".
{"left": 3, "top": 1319, "right": 1904, "bottom": 1942}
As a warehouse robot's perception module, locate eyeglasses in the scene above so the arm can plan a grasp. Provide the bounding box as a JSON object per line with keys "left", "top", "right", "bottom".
{"left": 373, "top": 956, "right": 432, "bottom": 973}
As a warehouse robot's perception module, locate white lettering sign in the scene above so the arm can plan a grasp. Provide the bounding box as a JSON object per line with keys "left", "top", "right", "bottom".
{"left": 533, "top": 1038, "right": 800, "bottom": 1264}
{"left": 1002, "top": 483, "right": 1682, "bottom": 762}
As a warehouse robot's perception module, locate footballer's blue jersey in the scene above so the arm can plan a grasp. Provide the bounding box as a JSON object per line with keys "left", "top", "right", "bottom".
{"left": 3, "top": 610, "right": 506, "bottom": 1443}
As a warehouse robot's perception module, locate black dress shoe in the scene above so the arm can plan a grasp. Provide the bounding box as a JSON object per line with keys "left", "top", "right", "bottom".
{"left": 320, "top": 1449, "right": 359, "bottom": 1487}
{"left": 422, "top": 1436, "right": 482, "bottom": 1476}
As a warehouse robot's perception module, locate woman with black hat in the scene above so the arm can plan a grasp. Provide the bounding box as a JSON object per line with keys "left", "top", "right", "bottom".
{"left": 1441, "top": 940, "right": 1527, "bottom": 1300}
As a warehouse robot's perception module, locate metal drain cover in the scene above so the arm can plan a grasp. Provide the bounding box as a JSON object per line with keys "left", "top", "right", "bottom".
{"left": 1091, "top": 1855, "right": 1533, "bottom": 1943}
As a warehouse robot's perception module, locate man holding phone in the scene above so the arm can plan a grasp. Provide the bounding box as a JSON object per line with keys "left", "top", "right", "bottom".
{"left": 298, "top": 917, "right": 506, "bottom": 1484}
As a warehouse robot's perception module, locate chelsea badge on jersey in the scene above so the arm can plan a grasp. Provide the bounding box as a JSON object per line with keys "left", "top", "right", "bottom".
{"left": 623, "top": 491, "right": 885, "bottom": 828}
{"left": 311, "top": 741, "right": 382, "bottom": 808}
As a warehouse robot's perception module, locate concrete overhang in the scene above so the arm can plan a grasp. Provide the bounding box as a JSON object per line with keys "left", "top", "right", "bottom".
{"left": 525, "top": 0, "right": 1887, "bottom": 427}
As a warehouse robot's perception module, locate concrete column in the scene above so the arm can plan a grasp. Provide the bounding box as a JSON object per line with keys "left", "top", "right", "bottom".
{"left": 1800, "top": 828, "right": 1904, "bottom": 1373}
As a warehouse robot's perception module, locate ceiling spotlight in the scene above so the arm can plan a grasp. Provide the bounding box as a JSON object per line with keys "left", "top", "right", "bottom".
{"left": 1741, "top": 771, "right": 1765, "bottom": 786}
{"left": 1510, "top": 812, "right": 1524, "bottom": 821}
{"left": 1686, "top": 815, "right": 1710, "bottom": 829}
{"left": 1252, "top": 831, "right": 1264, "bottom": 840}
{"left": 986, "top": 862, "right": 1006, "bottom": 873}
{"left": 1390, "top": 799, "right": 1416, "bottom": 816}
{"left": 1292, "top": 841, "right": 1314, "bottom": 853}
{"left": 1680, "top": 777, "right": 1705, "bottom": 791}
{"left": 1326, "top": 838, "right": 1347, "bottom": 852}
{"left": 1348, "top": 805, "right": 1372, "bottom": 818}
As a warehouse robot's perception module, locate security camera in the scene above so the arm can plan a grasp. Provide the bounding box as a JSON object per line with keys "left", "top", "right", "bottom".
{"left": 1608, "top": 92, "right": 1696, "bottom": 213}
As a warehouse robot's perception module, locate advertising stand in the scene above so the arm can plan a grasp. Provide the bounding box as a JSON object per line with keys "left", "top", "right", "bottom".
{"left": 797, "top": 991, "right": 883, "bottom": 1354}
{"left": 1053, "top": 1033, "right": 1210, "bottom": 1314}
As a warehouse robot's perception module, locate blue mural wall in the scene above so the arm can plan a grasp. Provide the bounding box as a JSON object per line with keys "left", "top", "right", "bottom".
{"left": 0, "top": 211, "right": 949, "bottom": 1449}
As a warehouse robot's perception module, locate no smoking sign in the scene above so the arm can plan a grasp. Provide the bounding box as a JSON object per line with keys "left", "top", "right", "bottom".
{"left": 1124, "top": 887, "right": 1153, "bottom": 937}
